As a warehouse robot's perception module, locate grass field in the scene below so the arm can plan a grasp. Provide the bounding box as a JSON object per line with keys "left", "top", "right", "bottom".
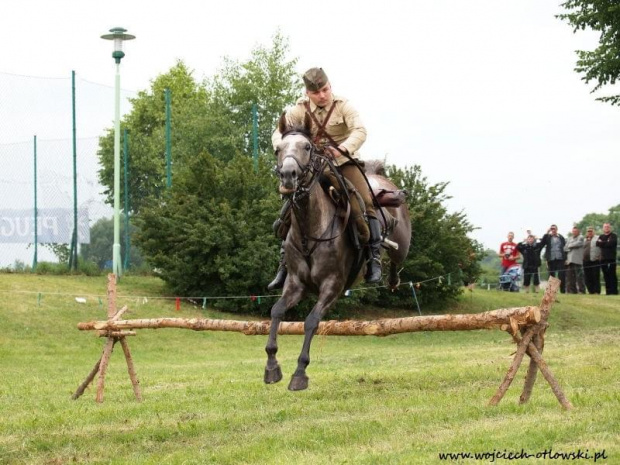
{"left": 0, "top": 273, "right": 618, "bottom": 464}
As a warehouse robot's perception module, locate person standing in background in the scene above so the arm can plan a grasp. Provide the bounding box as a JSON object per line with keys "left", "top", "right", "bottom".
{"left": 539, "top": 224, "right": 567, "bottom": 294}
{"left": 517, "top": 234, "right": 543, "bottom": 293}
{"left": 498, "top": 232, "right": 519, "bottom": 275}
{"left": 564, "top": 226, "right": 586, "bottom": 294}
{"left": 596, "top": 223, "right": 618, "bottom": 295}
{"left": 583, "top": 226, "right": 601, "bottom": 294}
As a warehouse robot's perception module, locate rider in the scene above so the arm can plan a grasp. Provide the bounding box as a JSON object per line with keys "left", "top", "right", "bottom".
{"left": 268, "top": 67, "right": 383, "bottom": 290}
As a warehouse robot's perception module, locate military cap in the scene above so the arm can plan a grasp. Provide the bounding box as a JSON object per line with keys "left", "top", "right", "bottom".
{"left": 303, "top": 67, "right": 329, "bottom": 91}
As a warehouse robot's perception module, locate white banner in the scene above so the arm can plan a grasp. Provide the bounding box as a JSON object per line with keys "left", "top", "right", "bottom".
{"left": 0, "top": 208, "right": 90, "bottom": 244}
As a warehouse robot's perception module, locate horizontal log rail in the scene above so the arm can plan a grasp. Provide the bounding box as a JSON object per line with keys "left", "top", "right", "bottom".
{"left": 78, "top": 306, "right": 541, "bottom": 336}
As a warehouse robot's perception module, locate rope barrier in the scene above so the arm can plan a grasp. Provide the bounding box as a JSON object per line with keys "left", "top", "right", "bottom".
{"left": 1, "top": 259, "right": 616, "bottom": 309}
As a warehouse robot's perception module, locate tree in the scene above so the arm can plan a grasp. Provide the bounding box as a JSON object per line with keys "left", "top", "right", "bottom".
{"left": 558, "top": 1, "right": 620, "bottom": 106}
{"left": 575, "top": 203, "right": 620, "bottom": 232}
{"left": 98, "top": 61, "right": 210, "bottom": 215}
{"left": 205, "top": 30, "right": 301, "bottom": 156}
{"left": 134, "top": 153, "right": 281, "bottom": 309}
{"left": 97, "top": 32, "right": 300, "bottom": 215}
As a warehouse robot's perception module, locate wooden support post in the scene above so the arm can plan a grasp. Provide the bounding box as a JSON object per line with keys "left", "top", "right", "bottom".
{"left": 519, "top": 277, "right": 558, "bottom": 404}
{"left": 488, "top": 277, "right": 571, "bottom": 409}
{"left": 120, "top": 337, "right": 142, "bottom": 401}
{"left": 71, "top": 358, "right": 101, "bottom": 400}
{"left": 73, "top": 274, "right": 142, "bottom": 402}
{"left": 488, "top": 324, "right": 538, "bottom": 406}
{"left": 96, "top": 337, "right": 116, "bottom": 403}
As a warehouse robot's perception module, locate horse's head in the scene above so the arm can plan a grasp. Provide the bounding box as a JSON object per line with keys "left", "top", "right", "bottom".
{"left": 275, "top": 112, "right": 315, "bottom": 195}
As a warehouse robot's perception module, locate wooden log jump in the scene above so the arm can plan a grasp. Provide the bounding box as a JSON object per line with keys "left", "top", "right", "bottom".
{"left": 73, "top": 275, "right": 571, "bottom": 409}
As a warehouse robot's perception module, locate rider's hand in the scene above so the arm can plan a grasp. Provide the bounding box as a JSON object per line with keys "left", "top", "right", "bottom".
{"left": 326, "top": 146, "right": 341, "bottom": 158}
{"left": 327, "top": 146, "right": 348, "bottom": 158}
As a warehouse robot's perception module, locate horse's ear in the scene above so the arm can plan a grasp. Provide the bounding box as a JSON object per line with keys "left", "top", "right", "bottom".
{"left": 303, "top": 112, "right": 312, "bottom": 133}
{"left": 278, "top": 112, "right": 288, "bottom": 135}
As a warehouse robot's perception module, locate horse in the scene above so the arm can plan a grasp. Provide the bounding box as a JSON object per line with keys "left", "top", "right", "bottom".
{"left": 265, "top": 113, "right": 412, "bottom": 391}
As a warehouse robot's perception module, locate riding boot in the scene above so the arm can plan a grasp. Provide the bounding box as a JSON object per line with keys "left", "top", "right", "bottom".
{"left": 365, "top": 217, "right": 383, "bottom": 283}
{"left": 268, "top": 243, "right": 287, "bottom": 291}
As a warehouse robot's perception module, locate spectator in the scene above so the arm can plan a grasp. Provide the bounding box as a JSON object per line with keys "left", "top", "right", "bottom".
{"left": 498, "top": 232, "right": 519, "bottom": 275}
{"left": 564, "top": 226, "right": 586, "bottom": 294}
{"left": 516, "top": 234, "right": 544, "bottom": 293}
{"left": 583, "top": 226, "right": 602, "bottom": 294}
{"left": 539, "top": 224, "right": 567, "bottom": 294}
{"left": 596, "top": 223, "right": 618, "bottom": 295}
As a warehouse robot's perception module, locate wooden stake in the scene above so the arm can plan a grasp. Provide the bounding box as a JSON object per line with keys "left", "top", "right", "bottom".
{"left": 519, "top": 277, "right": 559, "bottom": 404}
{"left": 488, "top": 324, "right": 537, "bottom": 406}
{"left": 95, "top": 337, "right": 116, "bottom": 403}
{"left": 120, "top": 337, "right": 142, "bottom": 402}
{"left": 72, "top": 358, "right": 101, "bottom": 400}
{"left": 526, "top": 340, "right": 573, "bottom": 409}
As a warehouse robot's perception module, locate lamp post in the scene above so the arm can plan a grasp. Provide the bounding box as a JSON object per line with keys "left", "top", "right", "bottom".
{"left": 101, "top": 27, "right": 135, "bottom": 278}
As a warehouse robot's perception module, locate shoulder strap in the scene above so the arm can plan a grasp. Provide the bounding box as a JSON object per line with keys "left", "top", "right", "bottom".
{"left": 304, "top": 101, "right": 338, "bottom": 146}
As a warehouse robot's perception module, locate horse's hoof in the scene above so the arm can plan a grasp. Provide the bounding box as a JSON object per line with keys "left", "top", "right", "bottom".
{"left": 389, "top": 277, "right": 401, "bottom": 292}
{"left": 264, "top": 365, "right": 283, "bottom": 384}
{"left": 288, "top": 375, "right": 309, "bottom": 391}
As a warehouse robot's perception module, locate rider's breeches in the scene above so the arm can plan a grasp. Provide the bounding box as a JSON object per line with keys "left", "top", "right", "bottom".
{"left": 339, "top": 162, "right": 376, "bottom": 219}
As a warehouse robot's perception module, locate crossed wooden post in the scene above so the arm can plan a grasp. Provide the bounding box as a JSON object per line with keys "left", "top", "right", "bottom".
{"left": 72, "top": 274, "right": 142, "bottom": 402}
{"left": 73, "top": 275, "right": 570, "bottom": 409}
{"left": 489, "top": 276, "right": 572, "bottom": 409}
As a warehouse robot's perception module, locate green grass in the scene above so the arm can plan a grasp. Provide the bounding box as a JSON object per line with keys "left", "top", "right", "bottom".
{"left": 0, "top": 274, "right": 618, "bottom": 464}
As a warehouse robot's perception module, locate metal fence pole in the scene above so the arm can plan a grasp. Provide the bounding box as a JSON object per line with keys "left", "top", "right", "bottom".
{"left": 123, "top": 129, "right": 130, "bottom": 271}
{"left": 32, "top": 135, "right": 38, "bottom": 271}
{"left": 252, "top": 103, "right": 258, "bottom": 172}
{"left": 69, "top": 70, "right": 79, "bottom": 270}
{"left": 165, "top": 88, "right": 172, "bottom": 188}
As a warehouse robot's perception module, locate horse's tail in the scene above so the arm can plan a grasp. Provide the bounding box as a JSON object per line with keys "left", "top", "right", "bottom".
{"left": 364, "top": 159, "right": 386, "bottom": 177}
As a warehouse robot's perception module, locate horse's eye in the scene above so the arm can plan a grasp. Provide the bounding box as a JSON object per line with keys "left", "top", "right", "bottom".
{"left": 305, "top": 144, "right": 311, "bottom": 151}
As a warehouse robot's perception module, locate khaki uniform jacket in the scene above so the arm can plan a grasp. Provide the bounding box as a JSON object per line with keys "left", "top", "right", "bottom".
{"left": 272, "top": 95, "right": 367, "bottom": 167}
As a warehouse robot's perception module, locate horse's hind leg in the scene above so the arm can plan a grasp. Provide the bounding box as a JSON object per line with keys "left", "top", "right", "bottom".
{"left": 265, "top": 286, "right": 304, "bottom": 384}
{"left": 388, "top": 261, "right": 401, "bottom": 291}
{"left": 288, "top": 286, "right": 340, "bottom": 391}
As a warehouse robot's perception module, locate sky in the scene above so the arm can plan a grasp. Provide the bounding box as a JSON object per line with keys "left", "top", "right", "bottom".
{"left": 2, "top": 0, "right": 619, "bottom": 251}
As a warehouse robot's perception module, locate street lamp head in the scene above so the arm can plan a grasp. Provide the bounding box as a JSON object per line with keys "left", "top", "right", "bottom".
{"left": 101, "top": 27, "right": 136, "bottom": 64}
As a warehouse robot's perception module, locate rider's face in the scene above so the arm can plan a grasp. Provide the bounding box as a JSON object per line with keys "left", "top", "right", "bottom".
{"left": 306, "top": 83, "right": 333, "bottom": 108}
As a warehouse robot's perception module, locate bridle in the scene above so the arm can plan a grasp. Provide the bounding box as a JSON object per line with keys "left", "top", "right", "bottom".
{"left": 275, "top": 130, "right": 322, "bottom": 192}
{"left": 275, "top": 130, "right": 351, "bottom": 258}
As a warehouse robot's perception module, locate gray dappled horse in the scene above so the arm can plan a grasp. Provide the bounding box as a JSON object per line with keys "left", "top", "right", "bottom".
{"left": 265, "top": 113, "right": 412, "bottom": 391}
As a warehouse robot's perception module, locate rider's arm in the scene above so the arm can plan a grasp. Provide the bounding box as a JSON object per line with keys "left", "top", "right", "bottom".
{"left": 337, "top": 100, "right": 367, "bottom": 155}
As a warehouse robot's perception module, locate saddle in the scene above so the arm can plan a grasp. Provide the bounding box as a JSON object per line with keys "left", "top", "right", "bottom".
{"left": 319, "top": 170, "right": 406, "bottom": 245}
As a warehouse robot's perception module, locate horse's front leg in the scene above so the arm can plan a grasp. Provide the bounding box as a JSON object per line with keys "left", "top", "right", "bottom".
{"left": 265, "top": 283, "right": 305, "bottom": 384}
{"left": 288, "top": 282, "right": 340, "bottom": 391}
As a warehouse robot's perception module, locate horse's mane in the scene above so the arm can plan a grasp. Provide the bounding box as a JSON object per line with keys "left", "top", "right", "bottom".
{"left": 364, "top": 159, "right": 386, "bottom": 176}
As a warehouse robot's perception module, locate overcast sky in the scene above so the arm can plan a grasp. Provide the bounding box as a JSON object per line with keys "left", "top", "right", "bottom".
{"left": 2, "top": 0, "right": 619, "bottom": 250}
